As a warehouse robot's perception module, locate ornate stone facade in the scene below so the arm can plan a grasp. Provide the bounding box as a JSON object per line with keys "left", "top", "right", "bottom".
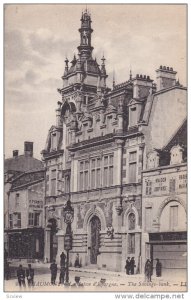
{"left": 42, "top": 10, "right": 187, "bottom": 273}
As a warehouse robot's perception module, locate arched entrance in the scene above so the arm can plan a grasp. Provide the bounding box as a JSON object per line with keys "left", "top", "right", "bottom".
{"left": 47, "top": 218, "right": 58, "bottom": 262}
{"left": 90, "top": 216, "right": 101, "bottom": 264}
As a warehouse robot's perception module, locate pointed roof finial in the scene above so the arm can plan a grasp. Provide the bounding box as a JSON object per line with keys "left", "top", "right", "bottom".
{"left": 113, "top": 69, "right": 115, "bottom": 88}
{"left": 101, "top": 53, "right": 106, "bottom": 64}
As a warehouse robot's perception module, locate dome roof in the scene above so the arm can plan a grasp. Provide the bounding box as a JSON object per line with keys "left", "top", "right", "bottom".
{"left": 67, "top": 58, "right": 101, "bottom": 76}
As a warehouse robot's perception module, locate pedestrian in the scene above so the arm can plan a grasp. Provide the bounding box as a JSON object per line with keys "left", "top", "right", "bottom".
{"left": 145, "top": 259, "right": 152, "bottom": 282}
{"left": 130, "top": 257, "right": 136, "bottom": 275}
{"left": 59, "top": 264, "right": 65, "bottom": 285}
{"left": 156, "top": 258, "right": 162, "bottom": 277}
{"left": 60, "top": 252, "right": 66, "bottom": 267}
{"left": 17, "top": 265, "right": 26, "bottom": 288}
{"left": 50, "top": 259, "right": 57, "bottom": 285}
{"left": 74, "top": 253, "right": 81, "bottom": 268}
{"left": 125, "top": 257, "right": 131, "bottom": 275}
{"left": 26, "top": 264, "right": 34, "bottom": 288}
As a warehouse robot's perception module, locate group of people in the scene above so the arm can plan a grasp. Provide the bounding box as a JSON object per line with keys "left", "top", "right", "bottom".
{"left": 125, "top": 257, "right": 162, "bottom": 282}
{"left": 125, "top": 257, "right": 136, "bottom": 275}
{"left": 17, "top": 264, "right": 34, "bottom": 288}
{"left": 50, "top": 252, "right": 67, "bottom": 285}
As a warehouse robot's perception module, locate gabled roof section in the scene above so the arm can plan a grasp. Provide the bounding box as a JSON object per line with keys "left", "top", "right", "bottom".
{"left": 162, "top": 119, "right": 187, "bottom": 152}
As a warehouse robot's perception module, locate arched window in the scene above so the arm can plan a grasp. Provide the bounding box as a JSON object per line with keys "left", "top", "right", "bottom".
{"left": 128, "top": 212, "right": 136, "bottom": 230}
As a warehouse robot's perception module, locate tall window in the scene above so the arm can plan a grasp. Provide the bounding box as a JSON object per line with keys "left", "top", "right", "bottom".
{"left": 128, "top": 233, "right": 135, "bottom": 254}
{"left": 9, "top": 214, "right": 13, "bottom": 228}
{"left": 170, "top": 205, "right": 178, "bottom": 230}
{"left": 145, "top": 180, "right": 152, "bottom": 195}
{"left": 28, "top": 212, "right": 34, "bottom": 226}
{"left": 169, "top": 178, "right": 176, "bottom": 193}
{"left": 128, "top": 213, "right": 136, "bottom": 230}
{"left": 91, "top": 158, "right": 101, "bottom": 189}
{"left": 79, "top": 160, "right": 89, "bottom": 191}
{"left": 51, "top": 169, "right": 56, "bottom": 196}
{"left": 129, "top": 151, "right": 137, "bottom": 183}
{"left": 103, "top": 155, "right": 113, "bottom": 187}
{"left": 15, "top": 213, "right": 21, "bottom": 228}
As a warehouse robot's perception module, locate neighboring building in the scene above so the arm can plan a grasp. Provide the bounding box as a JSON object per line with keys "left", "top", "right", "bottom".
{"left": 4, "top": 142, "right": 45, "bottom": 260}
{"left": 142, "top": 120, "right": 187, "bottom": 279}
{"left": 42, "top": 10, "right": 187, "bottom": 272}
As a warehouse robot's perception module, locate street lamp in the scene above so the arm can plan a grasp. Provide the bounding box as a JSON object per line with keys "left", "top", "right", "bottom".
{"left": 63, "top": 199, "right": 74, "bottom": 285}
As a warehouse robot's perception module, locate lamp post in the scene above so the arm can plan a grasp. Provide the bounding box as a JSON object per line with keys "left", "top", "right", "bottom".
{"left": 63, "top": 199, "right": 74, "bottom": 285}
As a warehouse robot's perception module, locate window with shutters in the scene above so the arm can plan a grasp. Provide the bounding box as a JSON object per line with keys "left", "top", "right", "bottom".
{"left": 169, "top": 178, "right": 176, "bottom": 193}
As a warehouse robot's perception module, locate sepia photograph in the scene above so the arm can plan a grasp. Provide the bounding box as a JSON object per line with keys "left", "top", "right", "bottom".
{"left": 3, "top": 3, "right": 187, "bottom": 294}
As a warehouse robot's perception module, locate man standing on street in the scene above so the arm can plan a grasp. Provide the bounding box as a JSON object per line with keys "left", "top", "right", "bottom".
{"left": 125, "top": 257, "right": 131, "bottom": 275}
{"left": 26, "top": 264, "right": 34, "bottom": 288}
{"left": 50, "top": 259, "right": 57, "bottom": 285}
{"left": 17, "top": 265, "right": 26, "bottom": 288}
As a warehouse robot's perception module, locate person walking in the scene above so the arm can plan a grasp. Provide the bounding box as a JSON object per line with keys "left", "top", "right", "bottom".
{"left": 17, "top": 265, "right": 26, "bottom": 288}
{"left": 50, "top": 259, "right": 57, "bottom": 285}
{"left": 156, "top": 259, "right": 162, "bottom": 277}
{"left": 125, "top": 257, "right": 131, "bottom": 275}
{"left": 26, "top": 264, "right": 34, "bottom": 288}
{"left": 130, "top": 257, "right": 136, "bottom": 275}
{"left": 145, "top": 259, "right": 152, "bottom": 282}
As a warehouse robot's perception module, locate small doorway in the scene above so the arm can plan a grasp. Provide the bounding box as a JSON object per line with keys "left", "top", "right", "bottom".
{"left": 90, "top": 216, "right": 101, "bottom": 264}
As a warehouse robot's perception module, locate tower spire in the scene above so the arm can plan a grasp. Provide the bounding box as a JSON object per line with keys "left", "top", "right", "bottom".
{"left": 78, "top": 9, "right": 94, "bottom": 60}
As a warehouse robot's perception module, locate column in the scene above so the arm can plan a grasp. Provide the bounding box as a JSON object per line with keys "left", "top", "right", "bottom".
{"left": 44, "top": 228, "right": 51, "bottom": 263}
{"left": 138, "top": 144, "right": 144, "bottom": 183}
{"left": 115, "top": 139, "right": 124, "bottom": 186}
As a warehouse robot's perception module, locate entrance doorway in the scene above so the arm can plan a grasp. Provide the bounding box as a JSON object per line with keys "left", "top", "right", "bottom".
{"left": 90, "top": 216, "right": 101, "bottom": 264}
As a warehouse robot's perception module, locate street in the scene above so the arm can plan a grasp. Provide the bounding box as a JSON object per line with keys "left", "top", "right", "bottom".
{"left": 4, "top": 265, "right": 187, "bottom": 292}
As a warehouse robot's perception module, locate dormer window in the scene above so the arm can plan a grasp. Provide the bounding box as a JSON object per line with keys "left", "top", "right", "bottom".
{"left": 51, "top": 133, "right": 57, "bottom": 151}
{"left": 147, "top": 151, "right": 159, "bottom": 169}
{"left": 129, "top": 106, "right": 137, "bottom": 127}
{"left": 170, "top": 145, "right": 183, "bottom": 165}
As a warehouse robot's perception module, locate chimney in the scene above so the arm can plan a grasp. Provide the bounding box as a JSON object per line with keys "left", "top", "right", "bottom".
{"left": 156, "top": 65, "right": 177, "bottom": 91}
{"left": 24, "top": 141, "right": 33, "bottom": 157}
{"left": 132, "top": 74, "right": 153, "bottom": 98}
{"left": 13, "top": 150, "right": 19, "bottom": 158}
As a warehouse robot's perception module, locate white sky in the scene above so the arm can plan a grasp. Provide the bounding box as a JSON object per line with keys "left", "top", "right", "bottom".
{"left": 4, "top": 4, "right": 187, "bottom": 159}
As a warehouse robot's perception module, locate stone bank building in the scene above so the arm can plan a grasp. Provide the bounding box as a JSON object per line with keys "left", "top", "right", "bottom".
{"left": 42, "top": 10, "right": 187, "bottom": 273}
